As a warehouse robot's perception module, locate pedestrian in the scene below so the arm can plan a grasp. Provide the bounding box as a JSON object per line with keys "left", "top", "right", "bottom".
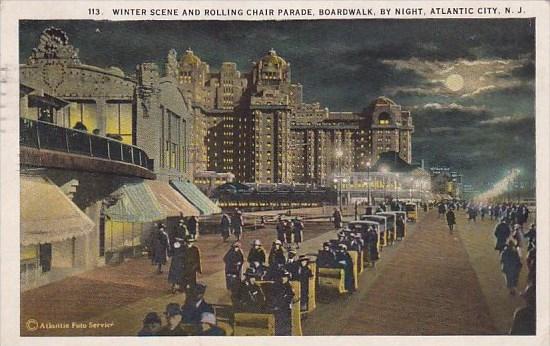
{"left": 151, "top": 225, "right": 170, "bottom": 274}
{"left": 171, "top": 219, "right": 188, "bottom": 249}
{"left": 270, "top": 270, "right": 296, "bottom": 336}
{"left": 283, "top": 220, "right": 293, "bottom": 248}
{"left": 467, "top": 207, "right": 478, "bottom": 222}
{"left": 187, "top": 215, "right": 199, "bottom": 240}
{"left": 317, "top": 242, "right": 336, "bottom": 268}
{"left": 292, "top": 217, "right": 304, "bottom": 249}
{"left": 396, "top": 215, "right": 405, "bottom": 240}
{"left": 333, "top": 208, "right": 343, "bottom": 229}
{"left": 285, "top": 250, "right": 299, "bottom": 279}
{"left": 231, "top": 209, "right": 244, "bottom": 241}
{"left": 197, "top": 312, "right": 226, "bottom": 336}
{"left": 220, "top": 213, "right": 231, "bottom": 242}
{"left": 524, "top": 223, "right": 536, "bottom": 252}
{"left": 511, "top": 224, "right": 523, "bottom": 248}
{"left": 335, "top": 244, "right": 355, "bottom": 292}
{"left": 168, "top": 240, "right": 185, "bottom": 294}
{"left": 268, "top": 240, "right": 286, "bottom": 269}
{"left": 233, "top": 268, "right": 267, "bottom": 313}
{"left": 295, "top": 255, "right": 313, "bottom": 312}
{"left": 137, "top": 312, "right": 162, "bottom": 336}
{"left": 366, "top": 226, "right": 380, "bottom": 267}
{"left": 494, "top": 218, "right": 511, "bottom": 253}
{"left": 223, "top": 242, "right": 244, "bottom": 291}
{"left": 247, "top": 239, "right": 267, "bottom": 265}
{"left": 181, "top": 283, "right": 215, "bottom": 325}
{"left": 181, "top": 237, "right": 202, "bottom": 292}
{"left": 510, "top": 283, "right": 536, "bottom": 335}
{"left": 438, "top": 203, "right": 446, "bottom": 218}
{"left": 276, "top": 217, "right": 286, "bottom": 243}
{"left": 157, "top": 303, "right": 188, "bottom": 336}
{"left": 501, "top": 239, "right": 523, "bottom": 295}
{"left": 446, "top": 208, "right": 456, "bottom": 233}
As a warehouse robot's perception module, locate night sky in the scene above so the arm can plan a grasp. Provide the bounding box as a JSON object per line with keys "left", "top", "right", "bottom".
{"left": 19, "top": 19, "right": 536, "bottom": 189}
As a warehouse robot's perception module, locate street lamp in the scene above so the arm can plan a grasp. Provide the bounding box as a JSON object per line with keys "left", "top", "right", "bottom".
{"left": 409, "top": 176, "right": 414, "bottom": 201}
{"left": 395, "top": 173, "right": 400, "bottom": 201}
{"left": 367, "top": 161, "right": 371, "bottom": 205}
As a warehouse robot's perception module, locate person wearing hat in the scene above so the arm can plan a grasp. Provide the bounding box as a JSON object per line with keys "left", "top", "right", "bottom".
{"left": 247, "top": 239, "right": 266, "bottom": 265}
{"left": 198, "top": 312, "right": 226, "bottom": 336}
{"left": 150, "top": 225, "right": 171, "bottom": 274}
{"left": 168, "top": 239, "right": 186, "bottom": 294}
{"left": 250, "top": 261, "right": 268, "bottom": 280}
{"left": 523, "top": 223, "right": 536, "bottom": 253}
{"left": 223, "top": 242, "right": 244, "bottom": 291}
{"left": 231, "top": 209, "right": 244, "bottom": 241}
{"left": 187, "top": 215, "right": 200, "bottom": 240}
{"left": 317, "top": 242, "right": 336, "bottom": 268}
{"left": 500, "top": 239, "right": 523, "bottom": 295}
{"left": 157, "top": 303, "right": 188, "bottom": 336}
{"left": 336, "top": 243, "right": 355, "bottom": 292}
{"left": 283, "top": 220, "right": 293, "bottom": 248}
{"left": 270, "top": 270, "right": 296, "bottom": 335}
{"left": 285, "top": 250, "right": 299, "bottom": 279}
{"left": 171, "top": 219, "right": 189, "bottom": 249}
{"left": 220, "top": 213, "right": 231, "bottom": 242}
{"left": 292, "top": 217, "right": 305, "bottom": 249}
{"left": 233, "top": 268, "right": 267, "bottom": 313}
{"left": 333, "top": 208, "right": 343, "bottom": 229}
{"left": 511, "top": 224, "right": 523, "bottom": 248}
{"left": 268, "top": 240, "right": 286, "bottom": 268}
{"left": 366, "top": 226, "right": 380, "bottom": 267}
{"left": 296, "top": 255, "right": 313, "bottom": 312}
{"left": 510, "top": 283, "right": 536, "bottom": 335}
{"left": 494, "top": 218, "right": 511, "bottom": 253}
{"left": 446, "top": 207, "right": 456, "bottom": 233}
{"left": 276, "top": 218, "right": 286, "bottom": 244}
{"left": 181, "top": 283, "right": 215, "bottom": 325}
{"left": 181, "top": 237, "right": 202, "bottom": 291}
{"left": 137, "top": 312, "right": 162, "bottom": 336}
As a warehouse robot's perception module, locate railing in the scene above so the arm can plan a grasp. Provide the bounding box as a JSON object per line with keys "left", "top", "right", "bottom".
{"left": 20, "top": 117, "right": 154, "bottom": 171}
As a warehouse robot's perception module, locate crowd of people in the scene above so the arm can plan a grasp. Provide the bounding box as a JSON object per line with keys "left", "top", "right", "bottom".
{"left": 436, "top": 199, "right": 536, "bottom": 335}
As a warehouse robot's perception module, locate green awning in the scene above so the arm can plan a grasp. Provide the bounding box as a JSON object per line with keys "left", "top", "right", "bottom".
{"left": 170, "top": 180, "right": 221, "bottom": 215}
{"left": 104, "top": 180, "right": 165, "bottom": 222}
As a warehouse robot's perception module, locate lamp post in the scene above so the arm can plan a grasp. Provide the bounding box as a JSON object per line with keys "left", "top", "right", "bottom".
{"left": 409, "top": 177, "right": 414, "bottom": 201}
{"left": 335, "top": 149, "right": 344, "bottom": 210}
{"left": 367, "top": 161, "right": 371, "bottom": 205}
{"left": 395, "top": 173, "right": 400, "bottom": 201}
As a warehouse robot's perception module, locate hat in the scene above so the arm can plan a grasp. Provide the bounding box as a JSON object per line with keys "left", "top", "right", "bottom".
{"left": 514, "top": 224, "right": 521, "bottom": 230}
{"left": 253, "top": 239, "right": 262, "bottom": 246}
{"left": 289, "top": 249, "right": 297, "bottom": 255}
{"left": 185, "top": 237, "right": 196, "bottom": 243}
{"left": 178, "top": 219, "right": 185, "bottom": 224}
{"left": 173, "top": 241, "right": 181, "bottom": 249}
{"left": 298, "top": 255, "right": 310, "bottom": 262}
{"left": 143, "top": 312, "right": 161, "bottom": 325}
{"left": 232, "top": 241, "right": 241, "bottom": 248}
{"left": 323, "top": 242, "right": 331, "bottom": 247}
{"left": 281, "top": 270, "right": 291, "bottom": 277}
{"left": 244, "top": 268, "right": 258, "bottom": 277}
{"left": 274, "top": 240, "right": 282, "bottom": 245}
{"left": 158, "top": 223, "right": 166, "bottom": 229}
{"left": 200, "top": 312, "right": 216, "bottom": 325}
{"left": 338, "top": 244, "right": 348, "bottom": 250}
{"left": 164, "top": 303, "right": 182, "bottom": 317}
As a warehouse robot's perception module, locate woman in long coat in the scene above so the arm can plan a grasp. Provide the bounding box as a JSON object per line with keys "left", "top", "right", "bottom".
{"left": 220, "top": 214, "right": 231, "bottom": 242}
{"left": 151, "top": 227, "right": 170, "bottom": 274}
{"left": 168, "top": 241, "right": 185, "bottom": 293}
{"left": 365, "top": 226, "right": 380, "bottom": 266}
{"left": 292, "top": 218, "right": 304, "bottom": 249}
{"left": 501, "top": 240, "right": 523, "bottom": 295}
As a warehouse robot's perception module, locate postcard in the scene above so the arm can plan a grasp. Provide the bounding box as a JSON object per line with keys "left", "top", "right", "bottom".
{"left": 0, "top": 1, "right": 548, "bottom": 346}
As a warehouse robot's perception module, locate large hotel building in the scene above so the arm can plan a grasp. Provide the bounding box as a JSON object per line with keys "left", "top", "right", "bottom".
{"left": 171, "top": 47, "right": 414, "bottom": 184}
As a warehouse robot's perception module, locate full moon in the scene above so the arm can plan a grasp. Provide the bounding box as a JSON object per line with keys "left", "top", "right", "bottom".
{"left": 445, "top": 74, "right": 465, "bottom": 91}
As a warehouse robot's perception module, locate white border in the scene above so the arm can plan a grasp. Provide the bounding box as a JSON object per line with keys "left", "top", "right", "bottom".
{"left": 1, "top": 1, "right": 549, "bottom": 345}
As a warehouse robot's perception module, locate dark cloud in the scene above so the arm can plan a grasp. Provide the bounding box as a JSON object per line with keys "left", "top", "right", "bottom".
{"left": 19, "top": 19, "right": 536, "bottom": 188}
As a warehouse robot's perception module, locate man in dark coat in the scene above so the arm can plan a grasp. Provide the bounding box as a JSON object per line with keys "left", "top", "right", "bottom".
{"left": 157, "top": 303, "right": 188, "bottom": 336}
{"left": 285, "top": 250, "right": 300, "bottom": 279}
{"left": 231, "top": 210, "right": 244, "bottom": 241}
{"left": 268, "top": 240, "right": 286, "bottom": 268}
{"left": 181, "top": 238, "right": 202, "bottom": 291}
{"left": 151, "top": 225, "right": 170, "bottom": 274}
{"left": 137, "top": 312, "right": 162, "bottom": 336}
{"left": 247, "top": 239, "right": 267, "bottom": 265}
{"left": 187, "top": 215, "right": 199, "bottom": 240}
{"left": 510, "top": 284, "right": 536, "bottom": 335}
{"left": 168, "top": 240, "right": 186, "bottom": 293}
{"left": 270, "top": 271, "right": 296, "bottom": 336}
{"left": 501, "top": 240, "right": 522, "bottom": 295}
{"left": 335, "top": 244, "right": 355, "bottom": 292}
{"left": 333, "top": 208, "right": 343, "bottom": 229}
{"left": 171, "top": 219, "right": 188, "bottom": 247}
{"left": 446, "top": 208, "right": 456, "bottom": 232}
{"left": 223, "top": 242, "right": 244, "bottom": 291}
{"left": 366, "top": 226, "right": 380, "bottom": 266}
{"left": 494, "top": 219, "right": 512, "bottom": 252}
{"left": 524, "top": 223, "right": 536, "bottom": 252}
{"left": 181, "top": 284, "right": 215, "bottom": 325}
{"left": 276, "top": 218, "right": 286, "bottom": 243}
{"left": 220, "top": 213, "right": 231, "bottom": 242}
{"left": 292, "top": 217, "right": 304, "bottom": 249}
{"left": 233, "top": 268, "right": 267, "bottom": 313}
{"left": 396, "top": 215, "right": 405, "bottom": 240}
{"left": 295, "top": 256, "right": 313, "bottom": 312}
